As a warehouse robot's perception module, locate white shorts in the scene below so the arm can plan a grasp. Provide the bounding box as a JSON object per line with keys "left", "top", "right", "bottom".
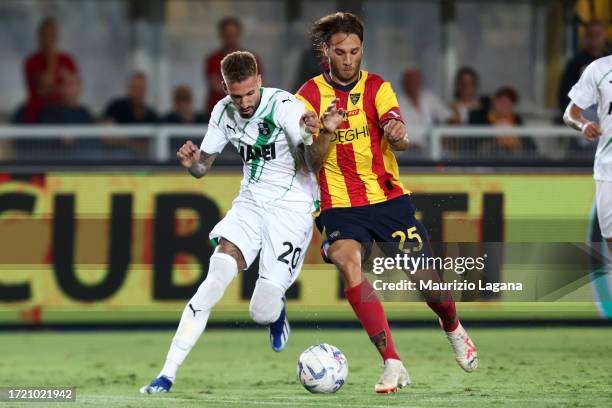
{"left": 596, "top": 180, "right": 612, "bottom": 239}
{"left": 210, "top": 197, "right": 314, "bottom": 292}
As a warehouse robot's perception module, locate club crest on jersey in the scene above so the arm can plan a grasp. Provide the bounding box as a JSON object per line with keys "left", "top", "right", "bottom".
{"left": 349, "top": 93, "right": 361, "bottom": 105}
{"left": 258, "top": 121, "right": 271, "bottom": 136}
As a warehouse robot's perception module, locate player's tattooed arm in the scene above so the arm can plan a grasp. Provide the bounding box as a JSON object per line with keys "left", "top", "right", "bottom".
{"left": 300, "top": 110, "right": 330, "bottom": 173}
{"left": 177, "top": 140, "right": 218, "bottom": 179}
{"left": 563, "top": 102, "right": 602, "bottom": 140}
{"left": 290, "top": 144, "right": 309, "bottom": 172}
{"left": 300, "top": 98, "right": 344, "bottom": 173}
{"left": 303, "top": 131, "right": 331, "bottom": 173}
{"left": 188, "top": 151, "right": 218, "bottom": 178}
{"left": 383, "top": 119, "right": 409, "bottom": 151}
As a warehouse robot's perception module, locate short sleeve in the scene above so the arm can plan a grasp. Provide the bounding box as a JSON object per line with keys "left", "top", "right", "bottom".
{"left": 568, "top": 61, "right": 598, "bottom": 109}
{"left": 295, "top": 93, "right": 317, "bottom": 114}
{"left": 295, "top": 79, "right": 321, "bottom": 116}
{"left": 375, "top": 81, "right": 404, "bottom": 126}
{"left": 278, "top": 94, "right": 306, "bottom": 147}
{"left": 200, "top": 102, "right": 229, "bottom": 154}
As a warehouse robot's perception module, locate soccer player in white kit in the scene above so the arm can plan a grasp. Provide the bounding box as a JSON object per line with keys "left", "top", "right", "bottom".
{"left": 141, "top": 51, "right": 319, "bottom": 393}
{"left": 564, "top": 54, "right": 612, "bottom": 316}
{"left": 564, "top": 55, "right": 612, "bottom": 248}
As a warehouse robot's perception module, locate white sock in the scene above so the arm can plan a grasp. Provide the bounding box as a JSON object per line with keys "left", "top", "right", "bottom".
{"left": 159, "top": 252, "right": 238, "bottom": 382}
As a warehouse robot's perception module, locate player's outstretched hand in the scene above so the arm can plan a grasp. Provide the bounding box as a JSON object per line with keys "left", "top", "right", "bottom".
{"left": 301, "top": 111, "right": 320, "bottom": 134}
{"left": 582, "top": 122, "right": 602, "bottom": 140}
{"left": 300, "top": 111, "right": 320, "bottom": 145}
{"left": 177, "top": 140, "right": 201, "bottom": 168}
{"left": 383, "top": 119, "right": 407, "bottom": 144}
{"left": 321, "top": 98, "right": 345, "bottom": 133}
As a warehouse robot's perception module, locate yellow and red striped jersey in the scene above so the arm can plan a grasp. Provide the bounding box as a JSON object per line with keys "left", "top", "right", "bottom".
{"left": 296, "top": 70, "right": 410, "bottom": 210}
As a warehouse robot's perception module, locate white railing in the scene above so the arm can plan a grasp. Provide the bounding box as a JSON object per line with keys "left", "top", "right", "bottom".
{"left": 428, "top": 125, "right": 583, "bottom": 160}
{"left": 0, "top": 125, "right": 207, "bottom": 162}
{"left": 0, "top": 125, "right": 588, "bottom": 162}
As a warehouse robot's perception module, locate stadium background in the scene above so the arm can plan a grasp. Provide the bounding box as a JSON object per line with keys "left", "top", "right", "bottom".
{"left": 0, "top": 171, "right": 603, "bottom": 324}
{"left": 0, "top": 1, "right": 611, "bottom": 407}
{"left": 0, "top": 0, "right": 610, "bottom": 325}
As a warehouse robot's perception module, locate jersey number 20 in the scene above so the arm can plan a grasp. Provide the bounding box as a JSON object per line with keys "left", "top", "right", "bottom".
{"left": 278, "top": 242, "right": 302, "bottom": 269}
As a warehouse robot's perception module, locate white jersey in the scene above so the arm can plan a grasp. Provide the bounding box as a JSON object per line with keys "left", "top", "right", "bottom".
{"left": 568, "top": 55, "right": 612, "bottom": 181}
{"left": 201, "top": 87, "right": 318, "bottom": 213}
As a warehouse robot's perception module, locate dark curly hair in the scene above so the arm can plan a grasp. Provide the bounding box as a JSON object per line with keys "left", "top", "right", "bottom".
{"left": 310, "top": 12, "right": 364, "bottom": 55}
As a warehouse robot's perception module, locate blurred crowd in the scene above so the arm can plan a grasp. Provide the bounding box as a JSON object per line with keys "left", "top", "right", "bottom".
{"left": 5, "top": 17, "right": 611, "bottom": 161}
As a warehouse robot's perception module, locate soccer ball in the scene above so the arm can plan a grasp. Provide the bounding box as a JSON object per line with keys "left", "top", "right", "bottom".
{"left": 297, "top": 344, "right": 348, "bottom": 393}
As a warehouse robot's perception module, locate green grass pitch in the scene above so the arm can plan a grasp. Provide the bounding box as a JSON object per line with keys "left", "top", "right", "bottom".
{"left": 1, "top": 327, "right": 611, "bottom": 407}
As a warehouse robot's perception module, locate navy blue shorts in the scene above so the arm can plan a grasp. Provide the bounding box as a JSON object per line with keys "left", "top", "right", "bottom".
{"left": 316, "top": 195, "right": 432, "bottom": 259}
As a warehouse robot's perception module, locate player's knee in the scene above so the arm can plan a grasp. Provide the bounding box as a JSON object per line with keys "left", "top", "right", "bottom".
{"left": 328, "top": 241, "right": 362, "bottom": 272}
{"left": 249, "top": 280, "right": 284, "bottom": 325}
{"left": 191, "top": 252, "right": 238, "bottom": 309}
{"left": 332, "top": 257, "right": 362, "bottom": 288}
{"left": 217, "top": 238, "right": 247, "bottom": 270}
{"left": 209, "top": 252, "right": 238, "bottom": 283}
{"left": 249, "top": 300, "right": 281, "bottom": 325}
{"left": 249, "top": 296, "right": 283, "bottom": 324}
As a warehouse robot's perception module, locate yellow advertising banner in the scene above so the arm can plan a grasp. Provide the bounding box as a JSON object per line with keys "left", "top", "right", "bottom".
{"left": 0, "top": 171, "right": 600, "bottom": 323}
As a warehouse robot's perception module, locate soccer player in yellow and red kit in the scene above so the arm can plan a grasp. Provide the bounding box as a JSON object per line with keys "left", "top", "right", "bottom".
{"left": 296, "top": 12, "right": 478, "bottom": 393}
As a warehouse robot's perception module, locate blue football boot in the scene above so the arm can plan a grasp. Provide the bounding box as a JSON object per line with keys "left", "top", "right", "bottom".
{"left": 269, "top": 299, "right": 290, "bottom": 352}
{"left": 139, "top": 375, "right": 173, "bottom": 394}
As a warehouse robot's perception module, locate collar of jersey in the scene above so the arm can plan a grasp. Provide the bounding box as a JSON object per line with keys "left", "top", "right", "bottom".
{"left": 323, "top": 71, "right": 363, "bottom": 92}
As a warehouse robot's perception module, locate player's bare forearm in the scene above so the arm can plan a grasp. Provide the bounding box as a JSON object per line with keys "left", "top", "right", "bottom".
{"left": 177, "top": 140, "right": 217, "bottom": 178}
{"left": 563, "top": 102, "right": 602, "bottom": 140}
{"left": 188, "top": 152, "right": 217, "bottom": 179}
{"left": 302, "top": 97, "right": 343, "bottom": 172}
{"left": 563, "top": 103, "right": 587, "bottom": 132}
{"left": 304, "top": 130, "right": 332, "bottom": 173}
